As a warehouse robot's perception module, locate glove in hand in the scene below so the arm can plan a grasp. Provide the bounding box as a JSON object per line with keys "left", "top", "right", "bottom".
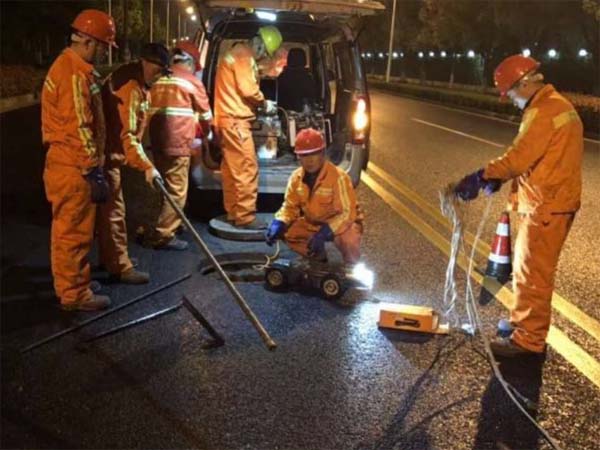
{"left": 308, "top": 224, "right": 334, "bottom": 256}
{"left": 84, "top": 167, "right": 109, "bottom": 204}
{"left": 265, "top": 219, "right": 286, "bottom": 246}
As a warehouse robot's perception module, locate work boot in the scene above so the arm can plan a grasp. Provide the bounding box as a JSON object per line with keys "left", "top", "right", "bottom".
{"left": 490, "top": 337, "right": 540, "bottom": 358}
{"left": 154, "top": 236, "right": 189, "bottom": 251}
{"left": 235, "top": 218, "right": 267, "bottom": 230}
{"left": 61, "top": 295, "right": 111, "bottom": 312}
{"left": 117, "top": 268, "right": 150, "bottom": 284}
{"left": 90, "top": 280, "right": 102, "bottom": 293}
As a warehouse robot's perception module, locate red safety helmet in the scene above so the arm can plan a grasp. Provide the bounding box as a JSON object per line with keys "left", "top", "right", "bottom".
{"left": 294, "top": 128, "right": 325, "bottom": 155}
{"left": 174, "top": 41, "right": 201, "bottom": 71}
{"left": 494, "top": 54, "right": 540, "bottom": 96}
{"left": 72, "top": 9, "right": 117, "bottom": 48}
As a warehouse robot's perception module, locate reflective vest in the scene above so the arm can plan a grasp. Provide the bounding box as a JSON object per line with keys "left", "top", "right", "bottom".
{"left": 149, "top": 65, "right": 212, "bottom": 157}
{"left": 102, "top": 62, "right": 152, "bottom": 171}
{"left": 275, "top": 161, "right": 364, "bottom": 235}
{"left": 484, "top": 84, "right": 583, "bottom": 215}
{"left": 214, "top": 43, "right": 265, "bottom": 124}
{"left": 41, "top": 47, "right": 105, "bottom": 172}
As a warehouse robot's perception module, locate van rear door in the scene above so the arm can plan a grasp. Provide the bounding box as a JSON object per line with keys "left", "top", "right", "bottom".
{"left": 202, "top": 0, "right": 384, "bottom": 17}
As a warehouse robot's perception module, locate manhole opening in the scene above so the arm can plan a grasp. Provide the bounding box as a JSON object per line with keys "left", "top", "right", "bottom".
{"left": 200, "top": 257, "right": 268, "bottom": 283}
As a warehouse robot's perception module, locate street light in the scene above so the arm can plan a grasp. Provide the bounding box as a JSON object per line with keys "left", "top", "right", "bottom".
{"left": 392, "top": 52, "right": 398, "bottom": 59}
{"left": 385, "top": 0, "right": 398, "bottom": 83}
{"left": 522, "top": 48, "right": 531, "bottom": 57}
{"left": 191, "top": 14, "right": 197, "bottom": 21}
{"left": 186, "top": 6, "right": 194, "bottom": 14}
{"left": 440, "top": 51, "right": 447, "bottom": 58}
{"left": 467, "top": 50, "right": 475, "bottom": 58}
{"left": 579, "top": 49, "right": 589, "bottom": 58}
{"left": 547, "top": 48, "right": 558, "bottom": 59}
{"left": 378, "top": 52, "right": 384, "bottom": 59}
{"left": 428, "top": 51, "right": 435, "bottom": 58}
{"left": 418, "top": 51, "right": 424, "bottom": 58}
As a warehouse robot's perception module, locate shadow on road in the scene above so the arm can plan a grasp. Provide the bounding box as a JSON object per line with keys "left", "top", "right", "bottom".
{"left": 359, "top": 335, "right": 477, "bottom": 450}
{"left": 474, "top": 352, "right": 546, "bottom": 450}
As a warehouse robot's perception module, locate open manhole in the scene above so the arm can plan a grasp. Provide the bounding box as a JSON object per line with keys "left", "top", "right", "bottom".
{"left": 208, "top": 213, "right": 274, "bottom": 241}
{"left": 199, "top": 252, "right": 272, "bottom": 282}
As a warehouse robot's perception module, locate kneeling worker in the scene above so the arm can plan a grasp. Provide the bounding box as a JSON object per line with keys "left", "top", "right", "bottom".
{"left": 98, "top": 43, "right": 170, "bottom": 284}
{"left": 265, "top": 128, "right": 363, "bottom": 264}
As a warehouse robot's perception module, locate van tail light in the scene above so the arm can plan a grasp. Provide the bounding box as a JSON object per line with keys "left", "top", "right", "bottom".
{"left": 352, "top": 97, "right": 369, "bottom": 144}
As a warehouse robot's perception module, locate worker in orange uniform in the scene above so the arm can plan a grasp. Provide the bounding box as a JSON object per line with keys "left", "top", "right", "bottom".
{"left": 42, "top": 10, "right": 117, "bottom": 311}
{"left": 97, "top": 43, "right": 171, "bottom": 284}
{"left": 265, "top": 128, "right": 364, "bottom": 264}
{"left": 146, "top": 41, "right": 213, "bottom": 251}
{"left": 214, "top": 26, "right": 283, "bottom": 229}
{"left": 454, "top": 55, "right": 583, "bottom": 357}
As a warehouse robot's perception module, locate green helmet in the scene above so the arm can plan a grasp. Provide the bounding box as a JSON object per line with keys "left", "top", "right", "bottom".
{"left": 258, "top": 25, "right": 282, "bottom": 56}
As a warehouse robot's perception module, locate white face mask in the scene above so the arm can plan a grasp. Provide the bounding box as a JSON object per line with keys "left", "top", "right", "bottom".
{"left": 513, "top": 96, "right": 528, "bottom": 110}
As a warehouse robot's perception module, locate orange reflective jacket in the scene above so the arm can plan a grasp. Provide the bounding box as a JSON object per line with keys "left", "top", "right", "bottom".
{"left": 275, "top": 161, "right": 363, "bottom": 235}
{"left": 149, "top": 65, "right": 212, "bottom": 157}
{"left": 42, "top": 48, "right": 105, "bottom": 172}
{"left": 214, "top": 43, "right": 264, "bottom": 123}
{"left": 102, "top": 62, "right": 153, "bottom": 171}
{"left": 484, "top": 84, "right": 583, "bottom": 215}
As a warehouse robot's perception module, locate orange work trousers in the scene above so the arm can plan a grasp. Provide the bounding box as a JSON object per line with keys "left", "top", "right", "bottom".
{"left": 284, "top": 218, "right": 362, "bottom": 264}
{"left": 510, "top": 213, "right": 575, "bottom": 352}
{"left": 97, "top": 164, "right": 134, "bottom": 275}
{"left": 151, "top": 153, "right": 190, "bottom": 245}
{"left": 219, "top": 121, "right": 258, "bottom": 226}
{"left": 44, "top": 162, "right": 96, "bottom": 305}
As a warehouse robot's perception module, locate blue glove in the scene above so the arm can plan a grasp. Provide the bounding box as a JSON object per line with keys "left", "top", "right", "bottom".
{"left": 455, "top": 169, "right": 502, "bottom": 201}
{"left": 308, "top": 224, "right": 334, "bottom": 256}
{"left": 265, "top": 219, "right": 286, "bottom": 246}
{"left": 482, "top": 178, "right": 502, "bottom": 196}
{"left": 84, "top": 167, "right": 109, "bottom": 204}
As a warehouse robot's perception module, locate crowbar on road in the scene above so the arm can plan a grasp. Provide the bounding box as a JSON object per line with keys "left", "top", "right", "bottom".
{"left": 154, "top": 178, "right": 277, "bottom": 351}
{"left": 21, "top": 273, "right": 191, "bottom": 354}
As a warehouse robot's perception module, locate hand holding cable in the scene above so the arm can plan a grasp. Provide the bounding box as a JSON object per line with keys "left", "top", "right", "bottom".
{"left": 265, "top": 219, "right": 286, "bottom": 246}
{"left": 454, "top": 169, "right": 502, "bottom": 201}
{"left": 84, "top": 166, "right": 109, "bottom": 203}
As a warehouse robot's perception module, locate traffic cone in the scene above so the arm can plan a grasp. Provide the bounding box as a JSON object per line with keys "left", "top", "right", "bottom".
{"left": 485, "top": 211, "right": 512, "bottom": 283}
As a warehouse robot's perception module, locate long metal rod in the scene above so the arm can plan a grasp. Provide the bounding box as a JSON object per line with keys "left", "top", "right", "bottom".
{"left": 83, "top": 302, "right": 182, "bottom": 343}
{"left": 154, "top": 179, "right": 277, "bottom": 350}
{"left": 182, "top": 296, "right": 225, "bottom": 346}
{"left": 21, "top": 273, "right": 191, "bottom": 353}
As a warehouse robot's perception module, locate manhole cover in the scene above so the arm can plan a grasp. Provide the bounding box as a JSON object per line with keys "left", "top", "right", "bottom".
{"left": 208, "top": 213, "right": 274, "bottom": 241}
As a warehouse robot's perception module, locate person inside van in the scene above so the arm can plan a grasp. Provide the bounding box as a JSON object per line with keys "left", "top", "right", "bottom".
{"left": 277, "top": 47, "right": 316, "bottom": 112}
{"left": 265, "top": 128, "right": 363, "bottom": 264}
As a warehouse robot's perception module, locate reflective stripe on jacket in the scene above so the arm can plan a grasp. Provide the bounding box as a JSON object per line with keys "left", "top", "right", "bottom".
{"left": 484, "top": 84, "right": 583, "bottom": 215}
{"left": 275, "top": 161, "right": 363, "bottom": 235}
{"left": 102, "top": 62, "right": 152, "bottom": 171}
{"left": 214, "top": 43, "right": 264, "bottom": 123}
{"left": 149, "top": 65, "right": 212, "bottom": 157}
{"left": 41, "top": 48, "right": 104, "bottom": 171}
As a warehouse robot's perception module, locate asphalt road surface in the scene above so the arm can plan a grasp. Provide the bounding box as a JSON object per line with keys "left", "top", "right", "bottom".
{"left": 1, "top": 90, "right": 599, "bottom": 450}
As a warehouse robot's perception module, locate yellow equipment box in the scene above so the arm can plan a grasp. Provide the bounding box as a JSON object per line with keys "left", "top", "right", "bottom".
{"left": 378, "top": 304, "right": 449, "bottom": 334}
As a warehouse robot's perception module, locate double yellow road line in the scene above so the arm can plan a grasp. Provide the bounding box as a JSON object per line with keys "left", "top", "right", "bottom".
{"left": 362, "top": 163, "right": 600, "bottom": 390}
